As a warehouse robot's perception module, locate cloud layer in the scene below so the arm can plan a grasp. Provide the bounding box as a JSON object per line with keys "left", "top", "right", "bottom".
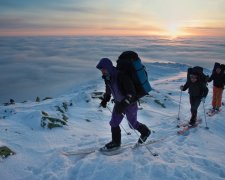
{"left": 0, "top": 36, "right": 225, "bottom": 103}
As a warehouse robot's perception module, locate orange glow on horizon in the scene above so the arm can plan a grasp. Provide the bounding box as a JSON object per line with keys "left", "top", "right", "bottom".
{"left": 0, "top": 26, "right": 225, "bottom": 37}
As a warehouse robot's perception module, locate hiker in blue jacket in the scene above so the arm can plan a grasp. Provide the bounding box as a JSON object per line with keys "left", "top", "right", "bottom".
{"left": 96, "top": 58, "right": 151, "bottom": 150}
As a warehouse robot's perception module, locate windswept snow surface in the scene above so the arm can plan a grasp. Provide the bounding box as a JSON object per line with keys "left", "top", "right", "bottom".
{"left": 1, "top": 62, "right": 225, "bottom": 180}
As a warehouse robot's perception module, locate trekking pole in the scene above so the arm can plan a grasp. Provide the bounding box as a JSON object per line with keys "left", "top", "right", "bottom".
{"left": 124, "top": 116, "right": 158, "bottom": 157}
{"left": 177, "top": 90, "right": 182, "bottom": 127}
{"left": 106, "top": 106, "right": 131, "bottom": 135}
{"left": 202, "top": 102, "right": 209, "bottom": 129}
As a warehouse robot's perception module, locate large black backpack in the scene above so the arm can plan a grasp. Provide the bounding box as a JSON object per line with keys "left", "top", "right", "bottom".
{"left": 116, "top": 51, "right": 152, "bottom": 99}
{"left": 187, "top": 66, "right": 208, "bottom": 84}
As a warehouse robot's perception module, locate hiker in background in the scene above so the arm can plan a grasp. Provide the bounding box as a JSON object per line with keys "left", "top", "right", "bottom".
{"left": 96, "top": 57, "right": 151, "bottom": 150}
{"left": 208, "top": 62, "right": 225, "bottom": 112}
{"left": 180, "top": 67, "right": 208, "bottom": 126}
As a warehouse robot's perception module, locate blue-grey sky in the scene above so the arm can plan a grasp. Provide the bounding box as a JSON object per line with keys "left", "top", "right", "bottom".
{"left": 1, "top": 0, "right": 225, "bottom": 37}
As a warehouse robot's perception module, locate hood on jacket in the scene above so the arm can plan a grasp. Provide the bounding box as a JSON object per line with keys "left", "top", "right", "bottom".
{"left": 96, "top": 58, "right": 114, "bottom": 75}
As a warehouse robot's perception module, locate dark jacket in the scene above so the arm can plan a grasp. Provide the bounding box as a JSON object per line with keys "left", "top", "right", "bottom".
{"left": 183, "top": 80, "right": 208, "bottom": 98}
{"left": 96, "top": 58, "right": 136, "bottom": 102}
{"left": 208, "top": 72, "right": 225, "bottom": 89}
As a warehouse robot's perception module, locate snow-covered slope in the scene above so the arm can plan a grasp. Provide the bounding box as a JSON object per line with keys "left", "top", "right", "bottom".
{"left": 0, "top": 62, "right": 225, "bottom": 180}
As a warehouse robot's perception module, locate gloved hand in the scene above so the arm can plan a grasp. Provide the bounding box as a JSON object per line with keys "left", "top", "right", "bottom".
{"left": 201, "top": 97, "right": 205, "bottom": 103}
{"left": 100, "top": 93, "right": 111, "bottom": 108}
{"left": 100, "top": 99, "right": 107, "bottom": 108}
{"left": 205, "top": 75, "right": 210, "bottom": 82}
{"left": 114, "top": 98, "right": 131, "bottom": 114}
{"left": 180, "top": 85, "right": 184, "bottom": 91}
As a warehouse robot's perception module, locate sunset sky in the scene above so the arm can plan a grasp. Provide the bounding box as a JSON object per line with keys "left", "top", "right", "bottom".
{"left": 1, "top": 0, "right": 225, "bottom": 37}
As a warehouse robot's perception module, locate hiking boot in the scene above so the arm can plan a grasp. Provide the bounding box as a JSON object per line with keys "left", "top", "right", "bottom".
{"left": 215, "top": 107, "right": 220, "bottom": 112}
{"left": 137, "top": 123, "right": 151, "bottom": 144}
{"left": 189, "top": 112, "right": 197, "bottom": 126}
{"left": 111, "top": 126, "right": 121, "bottom": 144}
{"left": 100, "top": 126, "right": 121, "bottom": 151}
{"left": 188, "top": 121, "right": 196, "bottom": 127}
{"left": 190, "top": 112, "right": 197, "bottom": 120}
{"left": 103, "top": 141, "right": 120, "bottom": 150}
{"left": 138, "top": 131, "right": 151, "bottom": 144}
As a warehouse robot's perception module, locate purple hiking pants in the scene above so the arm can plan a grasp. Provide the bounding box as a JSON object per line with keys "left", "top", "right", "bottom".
{"left": 110, "top": 102, "right": 140, "bottom": 129}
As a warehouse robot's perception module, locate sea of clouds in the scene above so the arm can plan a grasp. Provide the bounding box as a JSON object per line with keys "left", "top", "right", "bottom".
{"left": 0, "top": 36, "right": 224, "bottom": 103}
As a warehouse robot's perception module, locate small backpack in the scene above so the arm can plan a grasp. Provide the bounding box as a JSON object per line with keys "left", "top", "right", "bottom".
{"left": 116, "top": 51, "right": 152, "bottom": 99}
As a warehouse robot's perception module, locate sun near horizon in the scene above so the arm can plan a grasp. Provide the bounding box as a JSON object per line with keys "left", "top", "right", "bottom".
{"left": 0, "top": 0, "right": 225, "bottom": 38}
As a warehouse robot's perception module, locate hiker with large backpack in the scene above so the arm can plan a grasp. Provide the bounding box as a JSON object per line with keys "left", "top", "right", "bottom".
{"left": 180, "top": 66, "right": 209, "bottom": 126}
{"left": 208, "top": 62, "right": 225, "bottom": 113}
{"left": 96, "top": 51, "right": 151, "bottom": 150}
